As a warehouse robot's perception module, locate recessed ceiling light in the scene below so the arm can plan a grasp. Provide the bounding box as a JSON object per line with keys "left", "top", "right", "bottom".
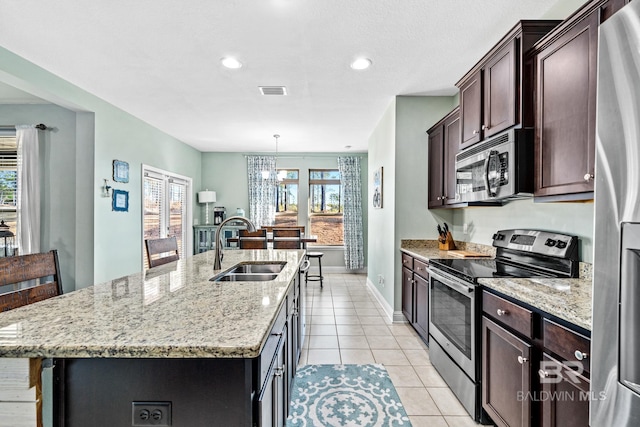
{"left": 344, "top": 145, "right": 352, "bottom": 149}
{"left": 350, "top": 57, "right": 372, "bottom": 70}
{"left": 221, "top": 57, "right": 243, "bottom": 69}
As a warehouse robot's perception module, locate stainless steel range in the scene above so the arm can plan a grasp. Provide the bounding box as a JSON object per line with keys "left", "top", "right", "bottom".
{"left": 427, "top": 229, "right": 580, "bottom": 422}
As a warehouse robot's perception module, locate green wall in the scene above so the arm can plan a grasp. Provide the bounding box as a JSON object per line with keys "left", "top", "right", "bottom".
{"left": 0, "top": 46, "right": 202, "bottom": 285}
{"left": 367, "top": 96, "right": 457, "bottom": 317}
{"left": 200, "top": 152, "right": 368, "bottom": 269}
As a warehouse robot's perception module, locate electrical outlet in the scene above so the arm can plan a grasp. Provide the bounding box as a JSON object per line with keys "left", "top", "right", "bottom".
{"left": 463, "top": 223, "right": 468, "bottom": 234}
{"left": 378, "top": 274, "right": 385, "bottom": 287}
{"left": 132, "top": 402, "right": 172, "bottom": 426}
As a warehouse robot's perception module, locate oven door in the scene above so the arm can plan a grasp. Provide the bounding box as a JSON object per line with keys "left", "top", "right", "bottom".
{"left": 428, "top": 268, "right": 476, "bottom": 380}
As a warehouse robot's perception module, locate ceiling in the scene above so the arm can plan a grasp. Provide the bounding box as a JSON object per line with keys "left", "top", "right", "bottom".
{"left": 0, "top": 0, "right": 569, "bottom": 153}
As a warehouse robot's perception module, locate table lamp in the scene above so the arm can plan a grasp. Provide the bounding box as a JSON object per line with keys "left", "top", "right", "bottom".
{"left": 198, "top": 190, "right": 217, "bottom": 225}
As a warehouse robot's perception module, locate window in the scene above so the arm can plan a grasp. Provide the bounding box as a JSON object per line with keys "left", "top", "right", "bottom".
{"left": 142, "top": 166, "right": 191, "bottom": 269}
{"left": 309, "top": 169, "right": 343, "bottom": 245}
{"left": 0, "top": 137, "right": 18, "bottom": 255}
{"left": 276, "top": 169, "right": 299, "bottom": 227}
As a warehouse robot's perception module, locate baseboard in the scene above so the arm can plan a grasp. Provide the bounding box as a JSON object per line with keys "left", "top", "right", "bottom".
{"left": 393, "top": 311, "right": 409, "bottom": 323}
{"left": 365, "top": 277, "right": 394, "bottom": 322}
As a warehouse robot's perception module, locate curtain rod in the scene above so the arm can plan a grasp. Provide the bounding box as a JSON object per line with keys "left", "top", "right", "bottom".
{"left": 0, "top": 124, "right": 49, "bottom": 130}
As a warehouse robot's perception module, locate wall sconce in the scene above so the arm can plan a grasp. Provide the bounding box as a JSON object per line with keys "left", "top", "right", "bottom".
{"left": 198, "top": 189, "right": 217, "bottom": 224}
{"left": 102, "top": 179, "right": 112, "bottom": 198}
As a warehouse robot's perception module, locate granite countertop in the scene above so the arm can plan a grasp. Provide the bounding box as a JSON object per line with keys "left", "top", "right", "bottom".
{"left": 400, "top": 239, "right": 592, "bottom": 331}
{"left": 0, "top": 249, "right": 305, "bottom": 359}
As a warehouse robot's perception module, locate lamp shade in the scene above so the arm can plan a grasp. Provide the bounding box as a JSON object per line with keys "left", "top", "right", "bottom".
{"left": 198, "top": 190, "right": 216, "bottom": 204}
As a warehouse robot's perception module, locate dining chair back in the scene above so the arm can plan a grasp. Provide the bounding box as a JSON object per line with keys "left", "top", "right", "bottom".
{"left": 239, "top": 229, "right": 268, "bottom": 249}
{"left": 272, "top": 228, "right": 303, "bottom": 249}
{"left": 261, "top": 225, "right": 305, "bottom": 235}
{"left": 146, "top": 236, "right": 180, "bottom": 268}
{"left": 0, "top": 250, "right": 63, "bottom": 312}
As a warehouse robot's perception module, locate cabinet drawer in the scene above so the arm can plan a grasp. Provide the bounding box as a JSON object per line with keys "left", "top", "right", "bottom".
{"left": 414, "top": 259, "right": 429, "bottom": 280}
{"left": 483, "top": 291, "right": 533, "bottom": 339}
{"left": 401, "top": 253, "right": 413, "bottom": 270}
{"left": 543, "top": 319, "right": 590, "bottom": 374}
{"left": 258, "top": 305, "right": 287, "bottom": 392}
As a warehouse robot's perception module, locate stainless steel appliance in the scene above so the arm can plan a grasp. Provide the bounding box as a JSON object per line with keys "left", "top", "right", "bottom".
{"left": 213, "top": 206, "right": 226, "bottom": 225}
{"left": 592, "top": 2, "right": 640, "bottom": 424}
{"left": 428, "top": 229, "right": 579, "bottom": 422}
{"left": 455, "top": 128, "right": 534, "bottom": 203}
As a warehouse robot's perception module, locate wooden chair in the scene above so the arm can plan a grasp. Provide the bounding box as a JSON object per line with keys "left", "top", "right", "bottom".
{"left": 238, "top": 229, "right": 268, "bottom": 249}
{"left": 0, "top": 250, "right": 63, "bottom": 312}
{"left": 272, "top": 228, "right": 302, "bottom": 249}
{"left": 261, "top": 225, "right": 305, "bottom": 235}
{"left": 145, "top": 236, "right": 180, "bottom": 268}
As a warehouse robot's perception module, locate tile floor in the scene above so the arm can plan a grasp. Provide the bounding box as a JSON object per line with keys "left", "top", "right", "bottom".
{"left": 298, "top": 272, "right": 483, "bottom": 427}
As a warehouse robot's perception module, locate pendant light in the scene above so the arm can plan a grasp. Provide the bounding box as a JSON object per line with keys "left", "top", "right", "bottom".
{"left": 274, "top": 134, "right": 287, "bottom": 181}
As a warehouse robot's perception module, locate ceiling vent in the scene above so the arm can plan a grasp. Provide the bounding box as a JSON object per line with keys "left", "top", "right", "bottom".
{"left": 259, "top": 86, "right": 287, "bottom": 96}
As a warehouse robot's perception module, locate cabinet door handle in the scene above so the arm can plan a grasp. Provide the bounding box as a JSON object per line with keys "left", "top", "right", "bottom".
{"left": 442, "top": 195, "right": 447, "bottom": 200}
{"left": 274, "top": 366, "right": 284, "bottom": 377}
{"left": 482, "top": 124, "right": 490, "bottom": 130}
{"left": 584, "top": 173, "right": 594, "bottom": 182}
{"left": 271, "top": 331, "right": 284, "bottom": 337}
{"left": 496, "top": 309, "right": 508, "bottom": 316}
{"left": 437, "top": 196, "right": 442, "bottom": 200}
{"left": 518, "top": 356, "right": 528, "bottom": 364}
{"left": 538, "top": 369, "right": 549, "bottom": 379}
{"left": 574, "top": 350, "right": 589, "bottom": 361}
{"left": 473, "top": 129, "right": 479, "bottom": 135}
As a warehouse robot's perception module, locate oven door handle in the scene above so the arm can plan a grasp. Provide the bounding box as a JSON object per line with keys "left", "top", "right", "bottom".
{"left": 428, "top": 269, "right": 474, "bottom": 294}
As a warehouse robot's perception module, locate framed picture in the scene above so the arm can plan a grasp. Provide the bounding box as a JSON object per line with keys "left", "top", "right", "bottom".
{"left": 373, "top": 167, "right": 383, "bottom": 208}
{"left": 112, "top": 189, "right": 129, "bottom": 212}
{"left": 113, "top": 160, "right": 129, "bottom": 183}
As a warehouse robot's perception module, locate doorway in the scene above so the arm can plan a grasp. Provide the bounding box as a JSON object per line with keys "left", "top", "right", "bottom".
{"left": 142, "top": 165, "right": 192, "bottom": 268}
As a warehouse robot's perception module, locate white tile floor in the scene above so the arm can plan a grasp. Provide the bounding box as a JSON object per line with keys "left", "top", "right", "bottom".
{"left": 297, "top": 272, "right": 483, "bottom": 426}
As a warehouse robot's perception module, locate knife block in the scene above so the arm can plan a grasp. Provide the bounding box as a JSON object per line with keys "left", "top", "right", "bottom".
{"left": 439, "top": 232, "right": 456, "bottom": 251}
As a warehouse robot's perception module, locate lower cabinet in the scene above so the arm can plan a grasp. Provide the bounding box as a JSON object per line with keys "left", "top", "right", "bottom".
{"left": 400, "top": 252, "right": 429, "bottom": 342}
{"left": 481, "top": 290, "right": 591, "bottom": 427}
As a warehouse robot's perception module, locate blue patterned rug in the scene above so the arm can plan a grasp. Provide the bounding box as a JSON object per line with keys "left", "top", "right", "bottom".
{"left": 287, "top": 364, "right": 412, "bottom": 426}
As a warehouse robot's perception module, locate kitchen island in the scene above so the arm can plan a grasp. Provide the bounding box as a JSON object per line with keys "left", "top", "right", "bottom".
{"left": 0, "top": 249, "right": 307, "bottom": 426}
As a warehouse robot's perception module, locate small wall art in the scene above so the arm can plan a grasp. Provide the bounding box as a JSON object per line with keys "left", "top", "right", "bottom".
{"left": 373, "top": 166, "right": 383, "bottom": 209}
{"left": 113, "top": 160, "right": 129, "bottom": 183}
{"left": 112, "top": 189, "right": 129, "bottom": 212}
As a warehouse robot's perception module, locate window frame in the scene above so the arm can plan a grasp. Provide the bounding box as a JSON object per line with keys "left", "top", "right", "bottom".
{"left": 308, "top": 168, "right": 344, "bottom": 246}
{"left": 0, "top": 136, "right": 18, "bottom": 247}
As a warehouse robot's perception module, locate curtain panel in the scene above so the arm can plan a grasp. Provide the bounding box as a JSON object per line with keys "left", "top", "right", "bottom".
{"left": 16, "top": 125, "right": 40, "bottom": 255}
{"left": 338, "top": 156, "right": 364, "bottom": 270}
{"left": 247, "top": 156, "right": 277, "bottom": 228}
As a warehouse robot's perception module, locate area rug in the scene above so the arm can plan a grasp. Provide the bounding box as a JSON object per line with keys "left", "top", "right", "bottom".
{"left": 287, "top": 364, "right": 412, "bottom": 426}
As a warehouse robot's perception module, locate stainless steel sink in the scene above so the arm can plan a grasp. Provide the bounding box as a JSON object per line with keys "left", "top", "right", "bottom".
{"left": 228, "top": 262, "right": 286, "bottom": 274}
{"left": 210, "top": 262, "right": 286, "bottom": 282}
{"left": 214, "top": 273, "right": 278, "bottom": 282}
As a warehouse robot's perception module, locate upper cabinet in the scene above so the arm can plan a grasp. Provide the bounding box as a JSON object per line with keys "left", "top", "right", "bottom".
{"left": 457, "top": 21, "right": 560, "bottom": 151}
{"left": 530, "top": 0, "right": 630, "bottom": 201}
{"left": 428, "top": 107, "right": 460, "bottom": 208}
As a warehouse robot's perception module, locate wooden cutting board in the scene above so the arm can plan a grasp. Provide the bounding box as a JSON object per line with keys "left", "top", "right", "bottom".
{"left": 446, "top": 250, "right": 492, "bottom": 258}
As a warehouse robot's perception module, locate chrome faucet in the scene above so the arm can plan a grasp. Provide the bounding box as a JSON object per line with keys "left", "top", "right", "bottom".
{"left": 213, "top": 216, "right": 257, "bottom": 270}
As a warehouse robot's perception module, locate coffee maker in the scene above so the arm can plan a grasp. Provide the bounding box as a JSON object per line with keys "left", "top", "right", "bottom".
{"left": 213, "top": 207, "right": 226, "bottom": 225}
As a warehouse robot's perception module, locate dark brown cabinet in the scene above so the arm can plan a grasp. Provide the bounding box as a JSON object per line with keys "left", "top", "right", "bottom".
{"left": 481, "top": 290, "right": 591, "bottom": 427}
{"left": 482, "top": 317, "right": 532, "bottom": 427}
{"left": 428, "top": 107, "right": 460, "bottom": 208}
{"left": 532, "top": 0, "right": 629, "bottom": 200}
{"left": 400, "top": 252, "right": 429, "bottom": 342}
{"left": 457, "top": 21, "right": 559, "bottom": 151}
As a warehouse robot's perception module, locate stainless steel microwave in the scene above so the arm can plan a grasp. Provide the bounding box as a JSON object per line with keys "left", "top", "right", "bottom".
{"left": 454, "top": 129, "right": 534, "bottom": 203}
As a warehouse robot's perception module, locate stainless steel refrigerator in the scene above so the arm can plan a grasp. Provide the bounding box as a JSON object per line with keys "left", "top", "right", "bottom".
{"left": 593, "top": 1, "right": 640, "bottom": 425}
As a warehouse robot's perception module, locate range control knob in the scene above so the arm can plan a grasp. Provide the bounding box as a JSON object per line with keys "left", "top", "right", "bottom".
{"left": 556, "top": 240, "right": 567, "bottom": 249}
{"left": 545, "top": 238, "right": 557, "bottom": 247}
{"left": 496, "top": 234, "right": 505, "bottom": 241}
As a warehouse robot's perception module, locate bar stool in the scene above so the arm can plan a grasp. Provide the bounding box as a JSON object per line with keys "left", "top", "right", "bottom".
{"left": 305, "top": 252, "right": 324, "bottom": 288}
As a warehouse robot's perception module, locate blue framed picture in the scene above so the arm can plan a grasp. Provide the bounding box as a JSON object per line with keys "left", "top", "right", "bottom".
{"left": 113, "top": 160, "right": 129, "bottom": 183}
{"left": 112, "top": 189, "right": 129, "bottom": 212}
